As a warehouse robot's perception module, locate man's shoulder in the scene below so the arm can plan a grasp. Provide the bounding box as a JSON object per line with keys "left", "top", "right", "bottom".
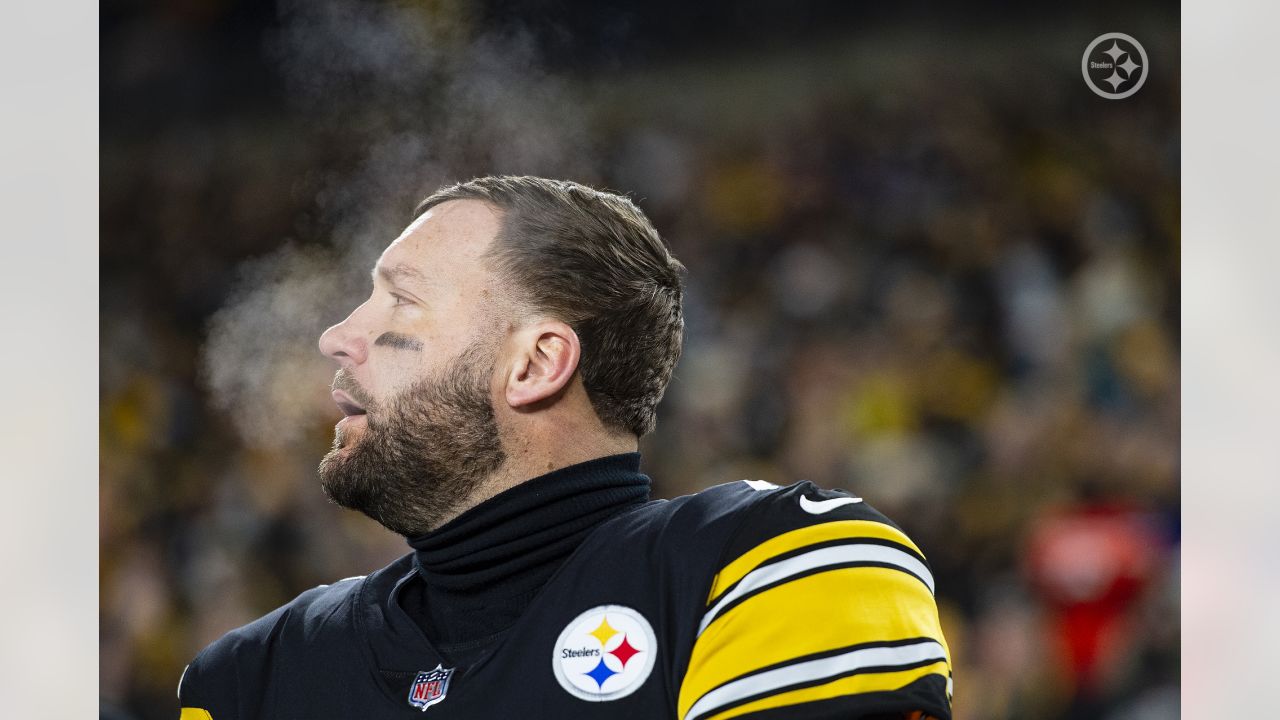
{"left": 179, "top": 555, "right": 413, "bottom": 707}
{"left": 608, "top": 477, "right": 916, "bottom": 584}
{"left": 202, "top": 573, "right": 369, "bottom": 656}
{"left": 662, "top": 481, "right": 953, "bottom": 720}
{"left": 626, "top": 477, "right": 906, "bottom": 548}
{"left": 598, "top": 478, "right": 769, "bottom": 557}
{"left": 700, "top": 477, "right": 910, "bottom": 545}
{"left": 673, "top": 478, "right": 935, "bottom": 614}
{"left": 184, "top": 578, "right": 356, "bottom": 680}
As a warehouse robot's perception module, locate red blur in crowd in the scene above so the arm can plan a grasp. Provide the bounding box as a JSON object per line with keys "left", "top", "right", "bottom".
{"left": 1025, "top": 503, "right": 1161, "bottom": 693}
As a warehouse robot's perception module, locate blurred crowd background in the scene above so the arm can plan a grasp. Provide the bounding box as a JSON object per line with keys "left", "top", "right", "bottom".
{"left": 101, "top": 1, "right": 1179, "bottom": 718}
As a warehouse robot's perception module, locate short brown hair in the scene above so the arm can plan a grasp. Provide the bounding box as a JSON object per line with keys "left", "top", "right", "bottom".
{"left": 414, "top": 176, "right": 685, "bottom": 437}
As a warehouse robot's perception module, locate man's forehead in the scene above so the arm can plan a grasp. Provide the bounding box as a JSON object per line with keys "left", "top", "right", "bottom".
{"left": 402, "top": 198, "right": 501, "bottom": 246}
{"left": 373, "top": 199, "right": 502, "bottom": 281}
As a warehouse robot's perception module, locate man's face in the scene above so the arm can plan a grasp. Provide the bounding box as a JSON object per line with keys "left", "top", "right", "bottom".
{"left": 316, "top": 199, "right": 509, "bottom": 535}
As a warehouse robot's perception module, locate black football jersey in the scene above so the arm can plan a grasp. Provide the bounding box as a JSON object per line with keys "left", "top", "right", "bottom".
{"left": 179, "top": 479, "right": 953, "bottom": 719}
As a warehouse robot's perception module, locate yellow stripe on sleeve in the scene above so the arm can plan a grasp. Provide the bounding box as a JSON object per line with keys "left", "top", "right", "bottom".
{"left": 679, "top": 566, "right": 950, "bottom": 719}
{"left": 701, "top": 659, "right": 950, "bottom": 720}
{"left": 707, "top": 520, "right": 924, "bottom": 604}
{"left": 180, "top": 709, "right": 213, "bottom": 720}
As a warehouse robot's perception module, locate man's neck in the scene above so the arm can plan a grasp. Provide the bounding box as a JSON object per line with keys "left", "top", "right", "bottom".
{"left": 428, "top": 432, "right": 639, "bottom": 532}
{"left": 401, "top": 451, "right": 651, "bottom": 666}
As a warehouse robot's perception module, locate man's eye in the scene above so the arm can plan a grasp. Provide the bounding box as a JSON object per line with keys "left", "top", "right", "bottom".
{"left": 390, "top": 293, "right": 412, "bottom": 307}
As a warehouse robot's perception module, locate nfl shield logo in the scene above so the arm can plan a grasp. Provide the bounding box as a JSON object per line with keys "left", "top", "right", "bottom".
{"left": 407, "top": 664, "right": 454, "bottom": 712}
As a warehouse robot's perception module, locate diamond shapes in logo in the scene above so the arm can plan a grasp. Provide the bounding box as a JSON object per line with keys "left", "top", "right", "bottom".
{"left": 552, "top": 605, "right": 658, "bottom": 702}
{"left": 588, "top": 617, "right": 619, "bottom": 647}
{"left": 607, "top": 634, "right": 642, "bottom": 669}
{"left": 584, "top": 657, "right": 619, "bottom": 689}
{"left": 1081, "top": 32, "right": 1149, "bottom": 100}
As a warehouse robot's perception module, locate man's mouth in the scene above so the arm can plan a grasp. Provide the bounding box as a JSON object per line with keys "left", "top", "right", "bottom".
{"left": 331, "top": 389, "right": 368, "bottom": 418}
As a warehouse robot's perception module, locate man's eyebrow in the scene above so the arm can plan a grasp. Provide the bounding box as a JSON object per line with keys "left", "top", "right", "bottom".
{"left": 372, "top": 264, "right": 431, "bottom": 290}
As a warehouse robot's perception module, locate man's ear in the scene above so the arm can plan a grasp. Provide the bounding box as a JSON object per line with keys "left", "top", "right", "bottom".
{"left": 504, "top": 320, "right": 581, "bottom": 409}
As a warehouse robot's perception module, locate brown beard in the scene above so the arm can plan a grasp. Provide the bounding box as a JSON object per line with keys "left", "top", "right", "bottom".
{"left": 318, "top": 340, "right": 506, "bottom": 536}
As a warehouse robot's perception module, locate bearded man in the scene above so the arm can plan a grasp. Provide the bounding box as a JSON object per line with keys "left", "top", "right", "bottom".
{"left": 178, "top": 176, "right": 953, "bottom": 720}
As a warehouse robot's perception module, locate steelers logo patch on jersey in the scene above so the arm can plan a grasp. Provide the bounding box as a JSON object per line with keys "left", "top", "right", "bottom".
{"left": 552, "top": 604, "right": 657, "bottom": 701}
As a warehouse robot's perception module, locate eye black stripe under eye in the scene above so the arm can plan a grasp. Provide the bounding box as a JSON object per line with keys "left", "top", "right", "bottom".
{"left": 374, "top": 332, "right": 424, "bottom": 351}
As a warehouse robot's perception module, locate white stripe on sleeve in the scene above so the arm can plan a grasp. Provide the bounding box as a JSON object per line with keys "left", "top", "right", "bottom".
{"left": 683, "top": 639, "right": 947, "bottom": 720}
{"left": 698, "top": 543, "right": 935, "bottom": 636}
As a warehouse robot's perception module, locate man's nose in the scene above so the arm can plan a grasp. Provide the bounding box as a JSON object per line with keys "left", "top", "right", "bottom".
{"left": 318, "top": 316, "right": 368, "bottom": 367}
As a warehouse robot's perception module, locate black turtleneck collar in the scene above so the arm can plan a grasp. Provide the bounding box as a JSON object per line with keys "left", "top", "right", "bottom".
{"left": 399, "top": 452, "right": 651, "bottom": 665}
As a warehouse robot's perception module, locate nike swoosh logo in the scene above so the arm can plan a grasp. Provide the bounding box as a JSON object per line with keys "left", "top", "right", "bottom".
{"left": 799, "top": 495, "right": 863, "bottom": 514}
